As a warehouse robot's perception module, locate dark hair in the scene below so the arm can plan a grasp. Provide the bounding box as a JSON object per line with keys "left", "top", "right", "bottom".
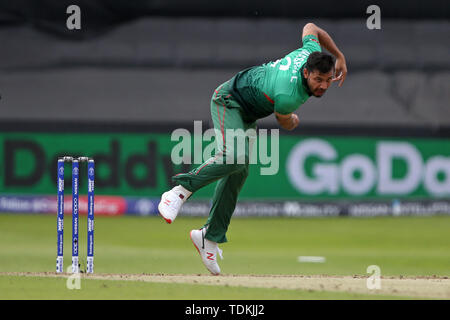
{"left": 305, "top": 52, "right": 335, "bottom": 73}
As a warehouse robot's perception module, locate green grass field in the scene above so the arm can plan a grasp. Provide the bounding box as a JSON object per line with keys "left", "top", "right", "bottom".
{"left": 0, "top": 214, "right": 449, "bottom": 299}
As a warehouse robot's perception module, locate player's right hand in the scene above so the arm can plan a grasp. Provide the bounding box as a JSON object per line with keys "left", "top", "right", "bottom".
{"left": 332, "top": 55, "right": 347, "bottom": 87}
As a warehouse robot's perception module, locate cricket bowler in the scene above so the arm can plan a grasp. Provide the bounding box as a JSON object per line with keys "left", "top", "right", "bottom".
{"left": 158, "top": 22, "right": 347, "bottom": 275}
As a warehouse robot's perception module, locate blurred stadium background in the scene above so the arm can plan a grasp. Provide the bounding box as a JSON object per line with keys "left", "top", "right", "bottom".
{"left": 0, "top": 0, "right": 449, "bottom": 218}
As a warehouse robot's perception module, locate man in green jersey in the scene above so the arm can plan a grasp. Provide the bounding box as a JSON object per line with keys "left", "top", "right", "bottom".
{"left": 158, "top": 22, "right": 347, "bottom": 275}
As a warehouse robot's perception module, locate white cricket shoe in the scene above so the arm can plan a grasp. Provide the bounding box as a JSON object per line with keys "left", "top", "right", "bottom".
{"left": 158, "top": 185, "right": 192, "bottom": 224}
{"left": 190, "top": 228, "right": 223, "bottom": 275}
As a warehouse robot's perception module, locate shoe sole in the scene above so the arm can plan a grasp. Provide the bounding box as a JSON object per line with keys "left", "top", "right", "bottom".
{"left": 159, "top": 213, "right": 172, "bottom": 224}
{"left": 158, "top": 197, "right": 172, "bottom": 224}
{"left": 189, "top": 230, "right": 219, "bottom": 276}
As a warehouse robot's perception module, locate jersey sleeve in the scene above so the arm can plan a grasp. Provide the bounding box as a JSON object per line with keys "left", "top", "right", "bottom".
{"left": 301, "top": 34, "right": 322, "bottom": 54}
{"left": 274, "top": 94, "right": 299, "bottom": 115}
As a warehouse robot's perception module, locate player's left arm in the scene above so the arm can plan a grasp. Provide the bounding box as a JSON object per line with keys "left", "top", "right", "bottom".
{"left": 302, "top": 23, "right": 347, "bottom": 86}
{"left": 274, "top": 94, "right": 300, "bottom": 131}
{"left": 275, "top": 112, "right": 299, "bottom": 131}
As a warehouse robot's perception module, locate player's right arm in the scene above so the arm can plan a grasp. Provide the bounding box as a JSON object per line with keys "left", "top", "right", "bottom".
{"left": 302, "top": 22, "right": 347, "bottom": 86}
{"left": 275, "top": 112, "right": 299, "bottom": 131}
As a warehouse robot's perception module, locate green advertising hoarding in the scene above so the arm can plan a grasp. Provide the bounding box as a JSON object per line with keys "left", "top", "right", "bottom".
{"left": 0, "top": 131, "right": 449, "bottom": 200}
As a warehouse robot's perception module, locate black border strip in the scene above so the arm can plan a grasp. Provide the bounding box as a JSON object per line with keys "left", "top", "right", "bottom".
{"left": 0, "top": 120, "right": 450, "bottom": 138}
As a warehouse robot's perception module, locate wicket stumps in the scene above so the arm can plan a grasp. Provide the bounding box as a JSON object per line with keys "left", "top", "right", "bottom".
{"left": 56, "top": 156, "right": 95, "bottom": 274}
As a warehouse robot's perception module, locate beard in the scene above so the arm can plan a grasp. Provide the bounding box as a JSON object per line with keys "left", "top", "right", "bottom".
{"left": 311, "top": 92, "right": 323, "bottom": 98}
{"left": 309, "top": 86, "right": 325, "bottom": 98}
{"left": 312, "top": 90, "right": 325, "bottom": 98}
{"left": 306, "top": 80, "right": 325, "bottom": 98}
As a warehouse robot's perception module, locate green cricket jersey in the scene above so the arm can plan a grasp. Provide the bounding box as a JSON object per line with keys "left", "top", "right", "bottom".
{"left": 227, "top": 34, "right": 322, "bottom": 122}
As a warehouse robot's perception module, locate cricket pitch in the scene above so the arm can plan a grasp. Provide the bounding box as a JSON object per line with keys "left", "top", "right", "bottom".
{"left": 2, "top": 272, "right": 449, "bottom": 299}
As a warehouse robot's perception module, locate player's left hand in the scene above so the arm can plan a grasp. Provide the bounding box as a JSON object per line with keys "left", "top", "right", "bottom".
{"left": 332, "top": 56, "right": 347, "bottom": 87}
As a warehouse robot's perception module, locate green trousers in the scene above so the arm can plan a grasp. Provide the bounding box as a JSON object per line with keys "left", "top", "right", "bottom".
{"left": 173, "top": 81, "right": 256, "bottom": 243}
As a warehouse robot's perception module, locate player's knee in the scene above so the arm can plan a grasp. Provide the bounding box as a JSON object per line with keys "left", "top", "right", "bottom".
{"left": 222, "top": 149, "right": 248, "bottom": 164}
{"left": 240, "top": 164, "right": 249, "bottom": 177}
{"left": 225, "top": 162, "right": 247, "bottom": 174}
